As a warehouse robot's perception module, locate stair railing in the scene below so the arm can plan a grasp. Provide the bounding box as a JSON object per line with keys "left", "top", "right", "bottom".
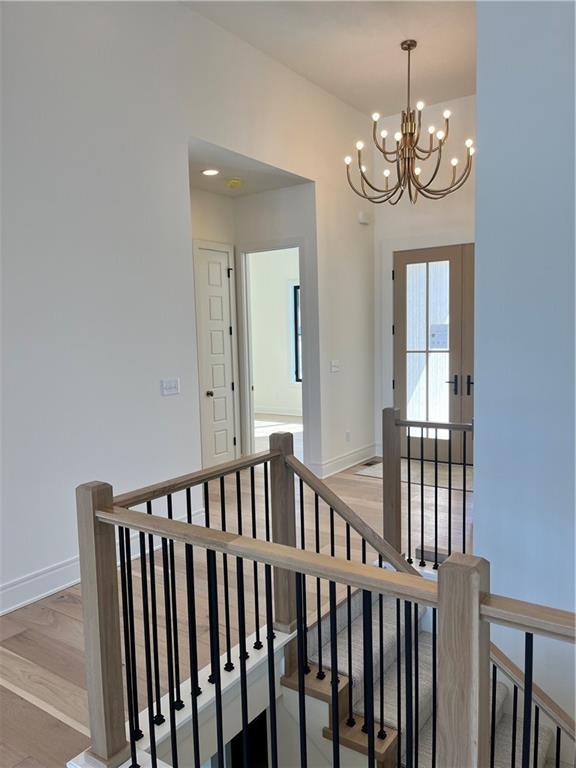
{"left": 75, "top": 433, "right": 574, "bottom": 768}
{"left": 382, "top": 406, "right": 474, "bottom": 568}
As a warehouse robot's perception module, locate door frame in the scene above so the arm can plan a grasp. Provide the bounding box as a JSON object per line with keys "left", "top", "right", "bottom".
{"left": 236, "top": 238, "right": 306, "bottom": 458}
{"left": 392, "top": 241, "right": 475, "bottom": 463}
{"left": 193, "top": 239, "right": 241, "bottom": 466}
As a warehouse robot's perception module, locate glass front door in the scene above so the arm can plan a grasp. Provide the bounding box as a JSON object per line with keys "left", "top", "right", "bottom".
{"left": 394, "top": 244, "right": 474, "bottom": 462}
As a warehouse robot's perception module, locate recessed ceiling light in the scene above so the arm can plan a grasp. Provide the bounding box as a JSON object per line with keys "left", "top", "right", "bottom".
{"left": 202, "top": 169, "right": 219, "bottom": 176}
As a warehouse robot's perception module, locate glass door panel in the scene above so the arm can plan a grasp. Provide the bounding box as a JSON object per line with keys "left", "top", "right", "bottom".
{"left": 394, "top": 246, "right": 465, "bottom": 461}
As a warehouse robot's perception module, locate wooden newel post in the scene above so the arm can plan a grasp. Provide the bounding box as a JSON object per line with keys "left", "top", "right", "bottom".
{"left": 382, "top": 407, "right": 401, "bottom": 552}
{"left": 437, "top": 553, "right": 490, "bottom": 768}
{"left": 77, "top": 482, "right": 130, "bottom": 768}
{"left": 269, "top": 432, "right": 298, "bottom": 636}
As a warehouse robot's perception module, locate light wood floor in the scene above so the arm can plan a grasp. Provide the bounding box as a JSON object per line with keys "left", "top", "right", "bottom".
{"left": 0, "top": 462, "right": 472, "bottom": 768}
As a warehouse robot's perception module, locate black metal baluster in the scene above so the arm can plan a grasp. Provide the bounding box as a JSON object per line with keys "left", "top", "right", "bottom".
{"left": 511, "top": 685, "right": 518, "bottom": 768}
{"left": 146, "top": 501, "right": 164, "bottom": 725}
{"left": 396, "top": 599, "right": 402, "bottom": 768}
{"left": 207, "top": 549, "right": 225, "bottom": 766}
{"left": 139, "top": 532, "right": 157, "bottom": 767}
{"left": 265, "top": 563, "right": 278, "bottom": 768}
{"left": 405, "top": 601, "right": 414, "bottom": 768}
{"left": 521, "top": 633, "right": 534, "bottom": 768}
{"left": 161, "top": 537, "right": 179, "bottom": 768}
{"left": 235, "top": 472, "right": 249, "bottom": 662}
{"left": 299, "top": 478, "right": 310, "bottom": 673}
{"left": 433, "top": 429, "right": 439, "bottom": 569}
{"left": 264, "top": 462, "right": 271, "bottom": 541}
{"left": 295, "top": 571, "right": 308, "bottom": 767}
{"left": 118, "top": 528, "right": 140, "bottom": 768}
{"left": 533, "top": 706, "right": 540, "bottom": 768}
{"left": 431, "top": 608, "right": 437, "bottom": 768}
{"left": 166, "top": 495, "right": 184, "bottom": 709}
{"left": 363, "top": 590, "right": 375, "bottom": 766}
{"left": 236, "top": 552, "right": 250, "bottom": 766}
{"left": 407, "top": 433, "right": 413, "bottom": 563}
{"left": 124, "top": 529, "right": 143, "bottom": 738}
{"left": 184, "top": 539, "right": 201, "bottom": 768}
{"left": 419, "top": 428, "right": 425, "bottom": 567}
{"left": 204, "top": 481, "right": 210, "bottom": 528}
{"left": 345, "top": 523, "right": 356, "bottom": 727}
{"left": 462, "top": 431, "right": 467, "bottom": 553}
{"left": 490, "top": 664, "right": 497, "bottom": 768}
{"left": 314, "top": 493, "right": 325, "bottom": 679}
{"left": 554, "top": 727, "right": 561, "bottom": 768}
{"left": 219, "top": 477, "right": 234, "bottom": 672}
{"left": 414, "top": 602, "right": 419, "bottom": 768}
{"left": 362, "top": 537, "right": 367, "bottom": 565}
{"left": 448, "top": 431, "right": 452, "bottom": 556}
{"left": 250, "top": 466, "right": 263, "bottom": 650}
{"left": 329, "top": 580, "right": 340, "bottom": 768}
{"left": 378, "top": 555, "right": 385, "bottom": 740}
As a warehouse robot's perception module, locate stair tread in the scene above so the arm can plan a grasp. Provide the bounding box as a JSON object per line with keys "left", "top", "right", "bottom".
{"left": 307, "top": 593, "right": 426, "bottom": 709}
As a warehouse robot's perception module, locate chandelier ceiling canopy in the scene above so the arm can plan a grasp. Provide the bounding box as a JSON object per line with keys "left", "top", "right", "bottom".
{"left": 344, "top": 40, "right": 475, "bottom": 205}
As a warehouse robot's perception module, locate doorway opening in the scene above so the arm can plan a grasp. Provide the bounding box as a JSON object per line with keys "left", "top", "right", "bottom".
{"left": 243, "top": 247, "right": 303, "bottom": 460}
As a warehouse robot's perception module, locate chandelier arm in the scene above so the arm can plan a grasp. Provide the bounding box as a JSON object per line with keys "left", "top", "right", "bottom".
{"left": 411, "top": 144, "right": 443, "bottom": 190}
{"left": 346, "top": 165, "right": 402, "bottom": 202}
{"left": 416, "top": 159, "right": 473, "bottom": 198}
{"left": 357, "top": 155, "right": 390, "bottom": 194}
{"left": 372, "top": 123, "right": 399, "bottom": 161}
{"left": 388, "top": 185, "right": 406, "bottom": 205}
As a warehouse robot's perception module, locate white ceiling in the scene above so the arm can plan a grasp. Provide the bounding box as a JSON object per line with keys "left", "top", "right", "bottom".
{"left": 188, "top": 137, "right": 311, "bottom": 196}
{"left": 187, "top": 2, "right": 476, "bottom": 117}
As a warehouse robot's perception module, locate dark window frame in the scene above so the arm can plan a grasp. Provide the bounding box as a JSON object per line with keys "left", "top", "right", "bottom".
{"left": 293, "top": 284, "right": 302, "bottom": 382}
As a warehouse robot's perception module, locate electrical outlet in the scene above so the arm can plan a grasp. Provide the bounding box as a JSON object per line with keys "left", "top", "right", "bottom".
{"left": 345, "top": 430, "right": 351, "bottom": 443}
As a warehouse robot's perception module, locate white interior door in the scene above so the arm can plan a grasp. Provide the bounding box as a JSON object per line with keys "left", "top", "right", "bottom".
{"left": 193, "top": 240, "right": 239, "bottom": 468}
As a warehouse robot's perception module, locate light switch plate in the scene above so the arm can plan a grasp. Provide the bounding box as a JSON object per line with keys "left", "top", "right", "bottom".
{"left": 160, "top": 378, "right": 180, "bottom": 396}
{"left": 330, "top": 360, "right": 341, "bottom": 373}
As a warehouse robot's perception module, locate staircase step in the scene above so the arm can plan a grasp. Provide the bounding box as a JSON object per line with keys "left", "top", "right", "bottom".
{"left": 491, "top": 713, "right": 554, "bottom": 768}
{"left": 414, "top": 681, "right": 508, "bottom": 767}
{"left": 308, "top": 593, "right": 426, "bottom": 711}
{"left": 323, "top": 717, "right": 398, "bottom": 768}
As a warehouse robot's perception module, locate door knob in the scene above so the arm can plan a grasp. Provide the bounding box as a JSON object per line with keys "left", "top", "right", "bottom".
{"left": 445, "top": 374, "right": 459, "bottom": 395}
{"left": 466, "top": 375, "right": 474, "bottom": 396}
{"left": 206, "top": 390, "right": 214, "bottom": 397}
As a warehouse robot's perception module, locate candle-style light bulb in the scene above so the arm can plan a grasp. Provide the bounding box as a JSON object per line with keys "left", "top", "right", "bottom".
{"left": 344, "top": 156, "right": 352, "bottom": 165}
{"left": 394, "top": 132, "right": 402, "bottom": 142}
{"left": 372, "top": 112, "right": 380, "bottom": 122}
{"left": 436, "top": 130, "right": 445, "bottom": 141}
{"left": 428, "top": 125, "right": 436, "bottom": 135}
{"left": 414, "top": 167, "right": 422, "bottom": 176}
{"left": 465, "top": 138, "right": 474, "bottom": 148}
{"left": 380, "top": 129, "right": 388, "bottom": 139}
{"left": 383, "top": 169, "right": 391, "bottom": 178}
{"left": 451, "top": 158, "right": 459, "bottom": 167}
{"left": 469, "top": 147, "right": 476, "bottom": 155}
{"left": 443, "top": 110, "right": 451, "bottom": 119}
{"left": 356, "top": 141, "right": 364, "bottom": 151}
{"left": 416, "top": 101, "right": 425, "bottom": 111}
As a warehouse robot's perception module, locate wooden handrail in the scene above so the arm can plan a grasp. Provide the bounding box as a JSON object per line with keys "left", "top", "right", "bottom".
{"left": 395, "top": 417, "right": 473, "bottom": 432}
{"left": 285, "top": 454, "right": 421, "bottom": 577}
{"left": 490, "top": 643, "right": 576, "bottom": 740}
{"left": 113, "top": 450, "right": 279, "bottom": 508}
{"left": 96, "top": 505, "right": 439, "bottom": 606}
{"left": 481, "top": 594, "right": 575, "bottom": 644}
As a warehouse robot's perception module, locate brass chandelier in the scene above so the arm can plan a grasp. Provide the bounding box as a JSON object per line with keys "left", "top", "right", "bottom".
{"left": 344, "top": 40, "right": 475, "bottom": 205}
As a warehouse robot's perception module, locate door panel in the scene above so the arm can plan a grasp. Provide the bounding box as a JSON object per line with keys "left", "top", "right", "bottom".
{"left": 394, "top": 244, "right": 474, "bottom": 462}
{"left": 194, "top": 241, "right": 239, "bottom": 468}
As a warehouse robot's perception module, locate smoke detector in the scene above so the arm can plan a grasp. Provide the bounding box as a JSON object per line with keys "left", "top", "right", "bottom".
{"left": 225, "top": 178, "right": 243, "bottom": 190}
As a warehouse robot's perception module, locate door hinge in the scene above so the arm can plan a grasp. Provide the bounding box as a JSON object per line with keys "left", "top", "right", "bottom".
{"left": 392, "top": 269, "right": 395, "bottom": 280}
{"left": 231, "top": 381, "right": 235, "bottom": 391}
{"left": 392, "top": 324, "right": 395, "bottom": 335}
{"left": 227, "top": 267, "right": 233, "bottom": 278}
{"left": 392, "top": 379, "right": 395, "bottom": 390}
{"left": 229, "top": 326, "right": 233, "bottom": 335}
{"left": 233, "top": 437, "right": 237, "bottom": 446}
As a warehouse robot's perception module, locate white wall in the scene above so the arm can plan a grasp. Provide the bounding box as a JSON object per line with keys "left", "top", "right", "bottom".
{"left": 235, "top": 184, "right": 324, "bottom": 469}
{"left": 373, "top": 95, "right": 476, "bottom": 447}
{"left": 248, "top": 248, "right": 302, "bottom": 417}
{"left": 190, "top": 188, "right": 236, "bottom": 245}
{"left": 475, "top": 1, "right": 575, "bottom": 711}
{"left": 0, "top": 3, "right": 374, "bottom": 609}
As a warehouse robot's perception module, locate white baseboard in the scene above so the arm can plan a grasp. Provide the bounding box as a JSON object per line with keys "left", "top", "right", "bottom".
{"left": 0, "top": 508, "right": 205, "bottom": 616}
{"left": 308, "top": 444, "right": 378, "bottom": 479}
{"left": 254, "top": 407, "right": 303, "bottom": 418}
